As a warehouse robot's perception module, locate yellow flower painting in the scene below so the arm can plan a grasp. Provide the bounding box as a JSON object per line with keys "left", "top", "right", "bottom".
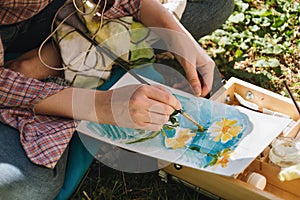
{"left": 215, "top": 149, "right": 233, "bottom": 168}
{"left": 208, "top": 118, "right": 242, "bottom": 143}
{"left": 164, "top": 129, "right": 196, "bottom": 149}
{"left": 84, "top": 89, "right": 257, "bottom": 175}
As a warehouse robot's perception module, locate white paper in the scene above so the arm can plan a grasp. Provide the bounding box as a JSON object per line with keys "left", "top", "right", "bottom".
{"left": 77, "top": 73, "right": 293, "bottom": 176}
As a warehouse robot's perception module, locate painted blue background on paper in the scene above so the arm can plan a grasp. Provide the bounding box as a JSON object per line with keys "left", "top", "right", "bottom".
{"left": 86, "top": 93, "right": 253, "bottom": 169}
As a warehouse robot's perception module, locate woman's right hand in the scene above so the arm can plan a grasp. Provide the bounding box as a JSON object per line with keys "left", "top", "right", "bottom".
{"left": 35, "top": 84, "right": 181, "bottom": 131}
{"left": 97, "top": 84, "right": 181, "bottom": 131}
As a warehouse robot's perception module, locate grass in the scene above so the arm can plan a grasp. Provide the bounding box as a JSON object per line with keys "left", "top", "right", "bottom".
{"left": 72, "top": 161, "right": 214, "bottom": 200}
{"left": 73, "top": 0, "right": 299, "bottom": 199}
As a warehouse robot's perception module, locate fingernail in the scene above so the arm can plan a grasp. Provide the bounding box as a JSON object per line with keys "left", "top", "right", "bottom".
{"left": 194, "top": 86, "right": 202, "bottom": 97}
{"left": 176, "top": 101, "right": 182, "bottom": 110}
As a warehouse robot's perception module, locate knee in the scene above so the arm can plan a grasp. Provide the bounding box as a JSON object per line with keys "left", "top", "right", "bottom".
{"left": 0, "top": 163, "right": 25, "bottom": 188}
{"left": 0, "top": 163, "right": 65, "bottom": 200}
{"left": 214, "top": 0, "right": 235, "bottom": 23}
{"left": 181, "top": 0, "right": 235, "bottom": 39}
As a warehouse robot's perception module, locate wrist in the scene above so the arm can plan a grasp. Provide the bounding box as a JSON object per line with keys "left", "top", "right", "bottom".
{"left": 95, "top": 90, "right": 114, "bottom": 125}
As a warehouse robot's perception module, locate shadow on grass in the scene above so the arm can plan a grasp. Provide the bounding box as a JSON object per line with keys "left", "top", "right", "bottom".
{"left": 72, "top": 160, "right": 216, "bottom": 200}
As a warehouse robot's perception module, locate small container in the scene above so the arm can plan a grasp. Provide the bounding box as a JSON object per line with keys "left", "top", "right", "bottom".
{"left": 239, "top": 171, "right": 267, "bottom": 190}
{"left": 269, "top": 137, "right": 300, "bottom": 168}
{"left": 278, "top": 164, "right": 300, "bottom": 182}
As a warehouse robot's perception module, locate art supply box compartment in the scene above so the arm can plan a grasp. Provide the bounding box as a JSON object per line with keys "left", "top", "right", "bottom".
{"left": 160, "top": 77, "right": 300, "bottom": 200}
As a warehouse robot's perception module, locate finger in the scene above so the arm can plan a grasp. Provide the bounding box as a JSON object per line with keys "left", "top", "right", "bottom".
{"left": 145, "top": 112, "right": 170, "bottom": 125}
{"left": 200, "top": 85, "right": 210, "bottom": 97}
{"left": 196, "top": 70, "right": 210, "bottom": 97}
{"left": 147, "top": 99, "right": 176, "bottom": 115}
{"left": 154, "top": 85, "right": 182, "bottom": 111}
{"left": 172, "top": 80, "right": 193, "bottom": 94}
{"left": 196, "top": 60, "right": 215, "bottom": 96}
{"left": 138, "top": 85, "right": 181, "bottom": 111}
{"left": 183, "top": 63, "right": 202, "bottom": 97}
{"left": 129, "top": 101, "right": 171, "bottom": 122}
{"left": 130, "top": 111, "right": 167, "bottom": 131}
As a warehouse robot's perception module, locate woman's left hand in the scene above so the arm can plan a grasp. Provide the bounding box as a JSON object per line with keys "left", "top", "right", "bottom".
{"left": 173, "top": 39, "right": 215, "bottom": 97}
{"left": 139, "top": 0, "right": 215, "bottom": 97}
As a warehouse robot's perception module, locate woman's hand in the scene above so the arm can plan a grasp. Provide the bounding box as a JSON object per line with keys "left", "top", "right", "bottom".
{"left": 97, "top": 84, "right": 181, "bottom": 131}
{"left": 35, "top": 84, "right": 181, "bottom": 131}
{"left": 139, "top": 0, "right": 215, "bottom": 97}
{"left": 172, "top": 37, "right": 215, "bottom": 97}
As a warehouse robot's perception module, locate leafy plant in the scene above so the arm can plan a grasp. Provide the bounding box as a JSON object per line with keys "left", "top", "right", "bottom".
{"left": 199, "top": 0, "right": 300, "bottom": 100}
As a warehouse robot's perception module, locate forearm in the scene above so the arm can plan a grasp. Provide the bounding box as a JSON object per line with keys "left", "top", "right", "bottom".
{"left": 33, "top": 88, "right": 75, "bottom": 119}
{"left": 34, "top": 87, "right": 114, "bottom": 124}
{"left": 0, "top": 67, "right": 105, "bottom": 123}
{"left": 139, "top": 0, "right": 193, "bottom": 41}
{"left": 139, "top": 0, "right": 199, "bottom": 63}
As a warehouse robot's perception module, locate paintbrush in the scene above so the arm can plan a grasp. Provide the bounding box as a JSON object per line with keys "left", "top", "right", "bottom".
{"left": 75, "top": 28, "right": 204, "bottom": 131}
{"left": 234, "top": 92, "right": 291, "bottom": 118}
{"left": 283, "top": 80, "right": 300, "bottom": 116}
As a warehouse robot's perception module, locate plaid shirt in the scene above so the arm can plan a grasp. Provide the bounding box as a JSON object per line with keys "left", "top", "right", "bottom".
{"left": 0, "top": 0, "right": 141, "bottom": 168}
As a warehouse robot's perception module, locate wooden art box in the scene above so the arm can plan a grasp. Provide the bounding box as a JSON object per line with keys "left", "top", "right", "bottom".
{"left": 160, "top": 77, "right": 300, "bottom": 200}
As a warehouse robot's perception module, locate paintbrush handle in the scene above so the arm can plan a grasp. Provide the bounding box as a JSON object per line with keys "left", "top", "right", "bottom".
{"left": 284, "top": 81, "right": 300, "bottom": 116}
{"left": 76, "top": 28, "right": 205, "bottom": 129}
{"left": 178, "top": 109, "right": 204, "bottom": 131}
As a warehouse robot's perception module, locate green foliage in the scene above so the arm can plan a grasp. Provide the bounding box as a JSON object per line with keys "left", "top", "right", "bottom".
{"left": 199, "top": 0, "right": 300, "bottom": 100}
{"left": 169, "top": 109, "right": 180, "bottom": 125}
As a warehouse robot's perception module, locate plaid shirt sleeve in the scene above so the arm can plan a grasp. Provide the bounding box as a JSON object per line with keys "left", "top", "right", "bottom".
{"left": 0, "top": 0, "right": 142, "bottom": 169}
{"left": 105, "top": 0, "right": 142, "bottom": 20}
{"left": 0, "top": 0, "right": 52, "bottom": 25}
{"left": 0, "top": 68, "right": 76, "bottom": 168}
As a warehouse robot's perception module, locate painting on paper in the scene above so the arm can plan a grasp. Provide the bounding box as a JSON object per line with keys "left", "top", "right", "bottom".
{"left": 77, "top": 73, "right": 292, "bottom": 177}
{"left": 79, "top": 93, "right": 254, "bottom": 176}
